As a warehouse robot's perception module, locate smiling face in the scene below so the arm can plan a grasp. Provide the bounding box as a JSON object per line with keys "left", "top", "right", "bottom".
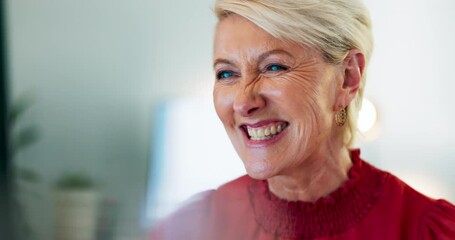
{"left": 213, "top": 15, "right": 345, "bottom": 180}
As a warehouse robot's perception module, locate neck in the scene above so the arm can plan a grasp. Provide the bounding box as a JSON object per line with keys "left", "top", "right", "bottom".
{"left": 267, "top": 143, "right": 353, "bottom": 202}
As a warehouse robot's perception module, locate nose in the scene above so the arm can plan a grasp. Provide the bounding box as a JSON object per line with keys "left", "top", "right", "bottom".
{"left": 233, "top": 86, "right": 266, "bottom": 117}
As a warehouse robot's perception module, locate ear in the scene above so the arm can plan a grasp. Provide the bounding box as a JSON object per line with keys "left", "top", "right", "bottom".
{"left": 337, "top": 49, "right": 365, "bottom": 108}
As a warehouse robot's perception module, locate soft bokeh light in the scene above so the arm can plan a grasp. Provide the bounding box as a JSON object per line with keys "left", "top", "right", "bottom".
{"left": 358, "top": 98, "right": 377, "bottom": 133}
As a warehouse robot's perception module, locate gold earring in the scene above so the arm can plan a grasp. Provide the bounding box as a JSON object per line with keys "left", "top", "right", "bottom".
{"left": 335, "top": 106, "right": 347, "bottom": 126}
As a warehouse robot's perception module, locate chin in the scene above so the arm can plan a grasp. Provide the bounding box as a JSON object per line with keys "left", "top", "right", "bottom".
{"left": 243, "top": 159, "right": 275, "bottom": 180}
{"left": 246, "top": 171, "right": 270, "bottom": 180}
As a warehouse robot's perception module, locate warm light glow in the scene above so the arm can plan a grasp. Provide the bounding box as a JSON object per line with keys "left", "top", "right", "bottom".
{"left": 358, "top": 98, "right": 377, "bottom": 133}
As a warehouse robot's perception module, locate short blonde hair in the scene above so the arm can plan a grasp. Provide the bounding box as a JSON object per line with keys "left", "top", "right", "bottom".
{"left": 214, "top": 0, "right": 373, "bottom": 147}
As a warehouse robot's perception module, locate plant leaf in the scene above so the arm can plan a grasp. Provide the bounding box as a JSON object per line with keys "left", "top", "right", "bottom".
{"left": 12, "top": 126, "right": 40, "bottom": 152}
{"left": 16, "top": 167, "right": 41, "bottom": 183}
{"left": 8, "top": 95, "right": 34, "bottom": 126}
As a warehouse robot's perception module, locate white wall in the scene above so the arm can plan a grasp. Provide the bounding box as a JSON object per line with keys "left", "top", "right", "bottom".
{"left": 7, "top": 0, "right": 455, "bottom": 239}
{"left": 362, "top": 0, "right": 455, "bottom": 200}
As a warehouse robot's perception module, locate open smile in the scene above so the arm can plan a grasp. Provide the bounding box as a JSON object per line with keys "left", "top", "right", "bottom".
{"left": 240, "top": 121, "right": 289, "bottom": 141}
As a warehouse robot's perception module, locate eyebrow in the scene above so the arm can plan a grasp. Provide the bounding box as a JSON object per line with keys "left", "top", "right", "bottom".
{"left": 213, "top": 58, "right": 234, "bottom": 69}
{"left": 213, "top": 49, "right": 294, "bottom": 69}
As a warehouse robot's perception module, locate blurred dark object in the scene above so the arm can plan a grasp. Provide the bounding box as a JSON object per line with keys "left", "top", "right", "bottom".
{"left": 8, "top": 94, "right": 41, "bottom": 240}
{"left": 0, "top": 1, "right": 41, "bottom": 237}
{"left": 0, "top": 0, "right": 13, "bottom": 239}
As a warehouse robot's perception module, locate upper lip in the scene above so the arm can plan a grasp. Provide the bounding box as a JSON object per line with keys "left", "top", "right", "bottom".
{"left": 239, "top": 119, "right": 288, "bottom": 129}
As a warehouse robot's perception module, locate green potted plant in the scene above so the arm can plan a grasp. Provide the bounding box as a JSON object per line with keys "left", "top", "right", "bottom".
{"left": 54, "top": 173, "right": 99, "bottom": 240}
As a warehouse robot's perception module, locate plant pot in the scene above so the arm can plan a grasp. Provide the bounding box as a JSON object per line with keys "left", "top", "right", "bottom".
{"left": 54, "top": 190, "right": 99, "bottom": 240}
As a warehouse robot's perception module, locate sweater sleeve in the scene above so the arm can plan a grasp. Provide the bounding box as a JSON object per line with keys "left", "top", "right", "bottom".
{"left": 149, "top": 190, "right": 214, "bottom": 240}
{"left": 419, "top": 199, "right": 455, "bottom": 240}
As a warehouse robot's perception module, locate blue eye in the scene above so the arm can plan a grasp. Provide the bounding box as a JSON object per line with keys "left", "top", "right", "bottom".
{"left": 267, "top": 64, "right": 287, "bottom": 72}
{"left": 217, "top": 71, "right": 234, "bottom": 80}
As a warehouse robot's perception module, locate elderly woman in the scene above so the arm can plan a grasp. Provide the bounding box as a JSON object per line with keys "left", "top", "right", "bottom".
{"left": 151, "top": 0, "right": 455, "bottom": 239}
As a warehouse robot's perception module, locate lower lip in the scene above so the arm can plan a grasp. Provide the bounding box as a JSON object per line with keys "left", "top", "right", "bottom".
{"left": 243, "top": 127, "right": 287, "bottom": 148}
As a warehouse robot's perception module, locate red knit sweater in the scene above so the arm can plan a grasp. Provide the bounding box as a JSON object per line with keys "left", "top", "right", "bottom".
{"left": 151, "top": 149, "right": 455, "bottom": 239}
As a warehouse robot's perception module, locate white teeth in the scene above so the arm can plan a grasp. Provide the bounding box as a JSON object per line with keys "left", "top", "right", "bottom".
{"left": 271, "top": 126, "right": 277, "bottom": 135}
{"left": 257, "top": 129, "right": 264, "bottom": 138}
{"left": 248, "top": 128, "right": 254, "bottom": 137}
{"left": 246, "top": 123, "right": 287, "bottom": 141}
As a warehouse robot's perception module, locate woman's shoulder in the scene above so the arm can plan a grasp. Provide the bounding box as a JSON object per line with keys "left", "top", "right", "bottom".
{"left": 379, "top": 168, "right": 452, "bottom": 212}
{"left": 368, "top": 163, "right": 455, "bottom": 238}
{"left": 356, "top": 151, "right": 449, "bottom": 211}
{"left": 418, "top": 199, "right": 455, "bottom": 239}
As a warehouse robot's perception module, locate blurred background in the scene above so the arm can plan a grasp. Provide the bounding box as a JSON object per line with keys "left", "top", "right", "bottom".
{"left": 1, "top": 0, "right": 454, "bottom": 240}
